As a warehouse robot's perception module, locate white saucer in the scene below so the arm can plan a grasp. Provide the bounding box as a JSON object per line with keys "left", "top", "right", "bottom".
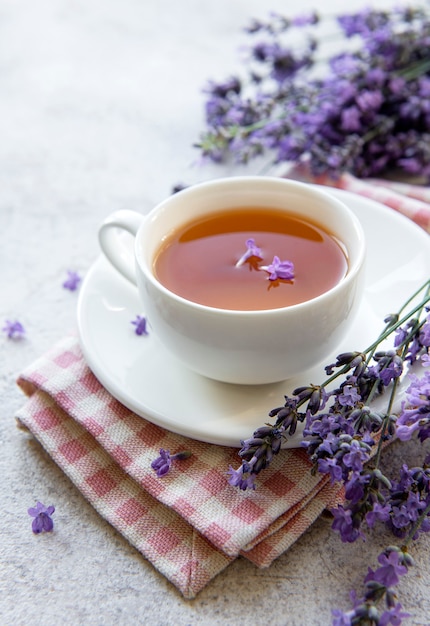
{"left": 77, "top": 188, "right": 430, "bottom": 448}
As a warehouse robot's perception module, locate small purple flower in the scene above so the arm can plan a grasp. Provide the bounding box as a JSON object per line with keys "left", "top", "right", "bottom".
{"left": 151, "top": 448, "right": 191, "bottom": 477}
{"left": 318, "top": 457, "right": 342, "bottom": 483}
{"left": 28, "top": 501, "right": 55, "bottom": 534}
{"left": 341, "top": 106, "right": 362, "bottom": 132}
{"left": 316, "top": 431, "right": 341, "bottom": 456}
{"left": 344, "top": 471, "right": 370, "bottom": 502}
{"left": 364, "top": 550, "right": 408, "bottom": 588}
{"left": 342, "top": 440, "right": 370, "bottom": 472}
{"left": 227, "top": 464, "right": 256, "bottom": 490}
{"left": 390, "top": 504, "right": 411, "bottom": 530}
{"left": 332, "top": 608, "right": 356, "bottom": 626}
{"left": 365, "top": 502, "right": 391, "bottom": 528}
{"left": 395, "top": 313, "right": 430, "bottom": 363}
{"left": 62, "top": 270, "right": 81, "bottom": 291}
{"left": 260, "top": 256, "right": 295, "bottom": 281}
{"left": 2, "top": 320, "right": 25, "bottom": 339}
{"left": 371, "top": 351, "right": 403, "bottom": 385}
{"left": 380, "top": 357, "right": 403, "bottom": 386}
{"left": 405, "top": 370, "right": 430, "bottom": 407}
{"left": 338, "top": 384, "right": 361, "bottom": 407}
{"left": 291, "top": 12, "right": 319, "bottom": 27}
{"left": 396, "top": 371, "right": 430, "bottom": 442}
{"left": 356, "top": 90, "right": 383, "bottom": 112}
{"left": 379, "top": 603, "right": 410, "bottom": 626}
{"left": 331, "top": 505, "right": 364, "bottom": 543}
{"left": 235, "top": 238, "right": 263, "bottom": 267}
{"left": 420, "top": 316, "right": 430, "bottom": 347}
{"left": 395, "top": 421, "right": 421, "bottom": 442}
{"left": 151, "top": 449, "right": 172, "bottom": 476}
{"left": 131, "top": 315, "right": 149, "bottom": 336}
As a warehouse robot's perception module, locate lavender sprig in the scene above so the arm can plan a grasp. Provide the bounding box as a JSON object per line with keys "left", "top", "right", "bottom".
{"left": 196, "top": 7, "right": 430, "bottom": 180}
{"left": 332, "top": 546, "right": 412, "bottom": 625}
{"left": 230, "top": 279, "right": 430, "bottom": 490}
{"left": 151, "top": 449, "right": 191, "bottom": 477}
{"left": 229, "top": 279, "right": 430, "bottom": 624}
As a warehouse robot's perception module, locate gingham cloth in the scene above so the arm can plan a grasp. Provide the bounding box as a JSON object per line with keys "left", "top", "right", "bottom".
{"left": 16, "top": 175, "right": 429, "bottom": 599}
{"left": 287, "top": 163, "right": 430, "bottom": 233}
{"left": 16, "top": 337, "right": 343, "bottom": 598}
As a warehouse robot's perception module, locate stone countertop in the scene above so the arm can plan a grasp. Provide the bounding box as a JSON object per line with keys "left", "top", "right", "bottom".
{"left": 1, "top": 1, "right": 429, "bottom": 624}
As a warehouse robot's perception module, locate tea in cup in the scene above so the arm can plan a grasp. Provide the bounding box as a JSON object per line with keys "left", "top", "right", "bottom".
{"left": 98, "top": 176, "right": 366, "bottom": 384}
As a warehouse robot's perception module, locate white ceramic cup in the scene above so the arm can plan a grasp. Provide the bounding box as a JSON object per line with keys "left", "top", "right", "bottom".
{"left": 98, "top": 176, "right": 366, "bottom": 384}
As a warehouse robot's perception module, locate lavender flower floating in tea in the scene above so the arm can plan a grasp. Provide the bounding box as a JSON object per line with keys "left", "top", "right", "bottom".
{"left": 235, "top": 238, "right": 295, "bottom": 282}
{"left": 153, "top": 206, "right": 344, "bottom": 311}
{"left": 235, "top": 237, "right": 263, "bottom": 267}
{"left": 260, "top": 256, "right": 295, "bottom": 281}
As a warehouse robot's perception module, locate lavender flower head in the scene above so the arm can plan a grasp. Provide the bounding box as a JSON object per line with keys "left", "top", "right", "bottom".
{"left": 235, "top": 238, "right": 263, "bottom": 267}
{"left": 28, "top": 501, "right": 55, "bottom": 534}
{"left": 260, "top": 256, "right": 295, "bottom": 281}
{"left": 396, "top": 370, "right": 430, "bottom": 442}
{"left": 151, "top": 448, "right": 191, "bottom": 477}
{"left": 196, "top": 6, "right": 430, "bottom": 180}
{"left": 2, "top": 320, "right": 25, "bottom": 339}
{"left": 364, "top": 549, "right": 408, "bottom": 588}
{"left": 332, "top": 547, "right": 412, "bottom": 625}
{"left": 227, "top": 464, "right": 256, "bottom": 490}
{"left": 62, "top": 270, "right": 81, "bottom": 291}
{"left": 131, "top": 315, "right": 149, "bottom": 336}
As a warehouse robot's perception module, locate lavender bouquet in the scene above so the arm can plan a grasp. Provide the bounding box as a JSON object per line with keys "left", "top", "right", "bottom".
{"left": 196, "top": 6, "right": 430, "bottom": 181}
{"left": 227, "top": 277, "right": 430, "bottom": 624}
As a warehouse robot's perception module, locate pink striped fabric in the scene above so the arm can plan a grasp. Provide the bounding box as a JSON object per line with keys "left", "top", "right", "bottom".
{"left": 15, "top": 174, "right": 429, "bottom": 598}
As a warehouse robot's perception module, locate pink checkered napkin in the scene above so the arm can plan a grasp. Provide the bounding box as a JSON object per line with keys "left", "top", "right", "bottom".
{"left": 16, "top": 336, "right": 343, "bottom": 598}
{"left": 16, "top": 391, "right": 233, "bottom": 598}
{"left": 287, "top": 162, "right": 430, "bottom": 233}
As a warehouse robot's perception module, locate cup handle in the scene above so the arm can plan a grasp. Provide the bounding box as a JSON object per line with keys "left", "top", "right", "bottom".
{"left": 98, "top": 210, "right": 144, "bottom": 285}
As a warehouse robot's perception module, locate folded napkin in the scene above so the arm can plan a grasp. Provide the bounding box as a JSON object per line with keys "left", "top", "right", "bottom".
{"left": 16, "top": 336, "right": 343, "bottom": 598}
{"left": 16, "top": 174, "right": 429, "bottom": 599}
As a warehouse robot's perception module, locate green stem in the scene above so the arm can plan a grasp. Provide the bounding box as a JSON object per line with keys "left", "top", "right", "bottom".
{"left": 318, "top": 281, "right": 430, "bottom": 392}
{"left": 397, "top": 57, "right": 430, "bottom": 81}
{"left": 398, "top": 280, "right": 430, "bottom": 318}
{"left": 279, "top": 278, "right": 430, "bottom": 437}
{"left": 361, "top": 286, "right": 430, "bottom": 356}
{"left": 348, "top": 281, "right": 429, "bottom": 467}
{"left": 373, "top": 377, "right": 400, "bottom": 469}
{"left": 403, "top": 499, "right": 430, "bottom": 548}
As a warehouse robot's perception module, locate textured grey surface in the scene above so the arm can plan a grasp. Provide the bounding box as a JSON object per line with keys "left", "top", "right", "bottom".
{"left": 1, "top": 1, "right": 429, "bottom": 624}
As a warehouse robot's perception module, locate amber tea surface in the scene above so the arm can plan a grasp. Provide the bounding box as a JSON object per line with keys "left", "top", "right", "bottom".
{"left": 153, "top": 207, "right": 348, "bottom": 311}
